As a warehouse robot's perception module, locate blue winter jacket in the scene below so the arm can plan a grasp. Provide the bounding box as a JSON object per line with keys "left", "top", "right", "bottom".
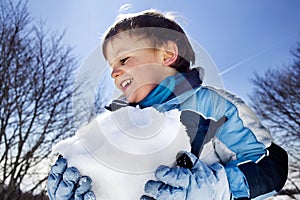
{"left": 135, "top": 68, "right": 288, "bottom": 199}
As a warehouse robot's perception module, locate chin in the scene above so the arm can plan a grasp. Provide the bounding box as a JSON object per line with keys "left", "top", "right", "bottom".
{"left": 127, "top": 93, "right": 147, "bottom": 104}
{"left": 126, "top": 84, "right": 156, "bottom": 103}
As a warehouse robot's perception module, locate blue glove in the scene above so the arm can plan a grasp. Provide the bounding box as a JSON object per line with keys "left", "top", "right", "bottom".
{"left": 140, "top": 152, "right": 230, "bottom": 200}
{"left": 47, "top": 156, "right": 96, "bottom": 200}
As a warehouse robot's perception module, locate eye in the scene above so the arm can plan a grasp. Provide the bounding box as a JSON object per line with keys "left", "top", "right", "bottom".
{"left": 120, "top": 57, "right": 129, "bottom": 65}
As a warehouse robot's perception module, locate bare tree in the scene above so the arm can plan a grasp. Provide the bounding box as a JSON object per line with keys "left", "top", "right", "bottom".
{"left": 0, "top": 1, "right": 79, "bottom": 199}
{"left": 249, "top": 40, "right": 300, "bottom": 198}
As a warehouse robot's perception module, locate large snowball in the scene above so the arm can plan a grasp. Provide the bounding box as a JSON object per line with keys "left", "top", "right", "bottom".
{"left": 53, "top": 107, "right": 190, "bottom": 199}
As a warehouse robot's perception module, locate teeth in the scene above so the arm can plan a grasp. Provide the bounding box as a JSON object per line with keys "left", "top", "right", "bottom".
{"left": 121, "top": 79, "right": 132, "bottom": 88}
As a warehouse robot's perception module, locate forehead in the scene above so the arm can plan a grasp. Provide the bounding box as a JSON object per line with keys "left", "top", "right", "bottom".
{"left": 104, "top": 32, "right": 157, "bottom": 63}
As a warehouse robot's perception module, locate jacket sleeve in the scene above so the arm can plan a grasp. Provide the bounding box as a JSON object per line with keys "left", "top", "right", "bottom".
{"left": 193, "top": 87, "right": 288, "bottom": 199}
{"left": 215, "top": 93, "right": 288, "bottom": 199}
{"left": 237, "top": 142, "right": 288, "bottom": 199}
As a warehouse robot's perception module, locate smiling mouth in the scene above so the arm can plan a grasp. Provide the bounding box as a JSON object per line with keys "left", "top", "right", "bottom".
{"left": 120, "top": 79, "right": 133, "bottom": 89}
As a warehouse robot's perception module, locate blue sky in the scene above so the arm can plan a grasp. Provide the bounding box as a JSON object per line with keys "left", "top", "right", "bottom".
{"left": 28, "top": 0, "right": 300, "bottom": 104}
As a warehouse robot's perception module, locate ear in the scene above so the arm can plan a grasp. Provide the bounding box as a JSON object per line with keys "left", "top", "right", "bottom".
{"left": 162, "top": 41, "right": 178, "bottom": 66}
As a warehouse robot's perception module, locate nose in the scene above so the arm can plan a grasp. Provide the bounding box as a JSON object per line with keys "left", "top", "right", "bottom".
{"left": 111, "top": 67, "right": 123, "bottom": 79}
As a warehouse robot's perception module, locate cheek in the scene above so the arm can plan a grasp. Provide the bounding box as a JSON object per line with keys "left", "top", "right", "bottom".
{"left": 132, "top": 64, "right": 163, "bottom": 81}
{"left": 145, "top": 67, "right": 165, "bottom": 83}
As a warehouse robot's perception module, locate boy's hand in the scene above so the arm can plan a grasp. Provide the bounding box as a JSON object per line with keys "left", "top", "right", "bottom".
{"left": 47, "top": 156, "right": 96, "bottom": 200}
{"left": 140, "top": 152, "right": 230, "bottom": 200}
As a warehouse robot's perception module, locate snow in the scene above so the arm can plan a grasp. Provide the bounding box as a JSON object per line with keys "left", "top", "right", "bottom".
{"left": 53, "top": 106, "right": 191, "bottom": 199}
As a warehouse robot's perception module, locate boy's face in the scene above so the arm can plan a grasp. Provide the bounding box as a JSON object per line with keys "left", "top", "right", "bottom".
{"left": 105, "top": 33, "right": 177, "bottom": 103}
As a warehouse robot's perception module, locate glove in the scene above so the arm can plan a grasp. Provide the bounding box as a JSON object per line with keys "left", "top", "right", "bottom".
{"left": 140, "top": 152, "right": 230, "bottom": 200}
{"left": 47, "top": 155, "right": 96, "bottom": 200}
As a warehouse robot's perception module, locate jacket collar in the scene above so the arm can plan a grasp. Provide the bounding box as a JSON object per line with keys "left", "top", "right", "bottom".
{"left": 139, "top": 67, "right": 203, "bottom": 109}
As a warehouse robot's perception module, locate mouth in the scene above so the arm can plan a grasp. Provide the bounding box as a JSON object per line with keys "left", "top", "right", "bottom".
{"left": 120, "top": 79, "right": 133, "bottom": 89}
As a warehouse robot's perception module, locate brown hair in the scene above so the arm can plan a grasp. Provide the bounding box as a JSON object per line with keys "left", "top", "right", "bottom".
{"left": 102, "top": 10, "right": 195, "bottom": 72}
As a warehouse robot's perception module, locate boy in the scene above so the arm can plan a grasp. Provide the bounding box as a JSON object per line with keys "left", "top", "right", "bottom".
{"left": 47, "top": 10, "right": 288, "bottom": 199}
